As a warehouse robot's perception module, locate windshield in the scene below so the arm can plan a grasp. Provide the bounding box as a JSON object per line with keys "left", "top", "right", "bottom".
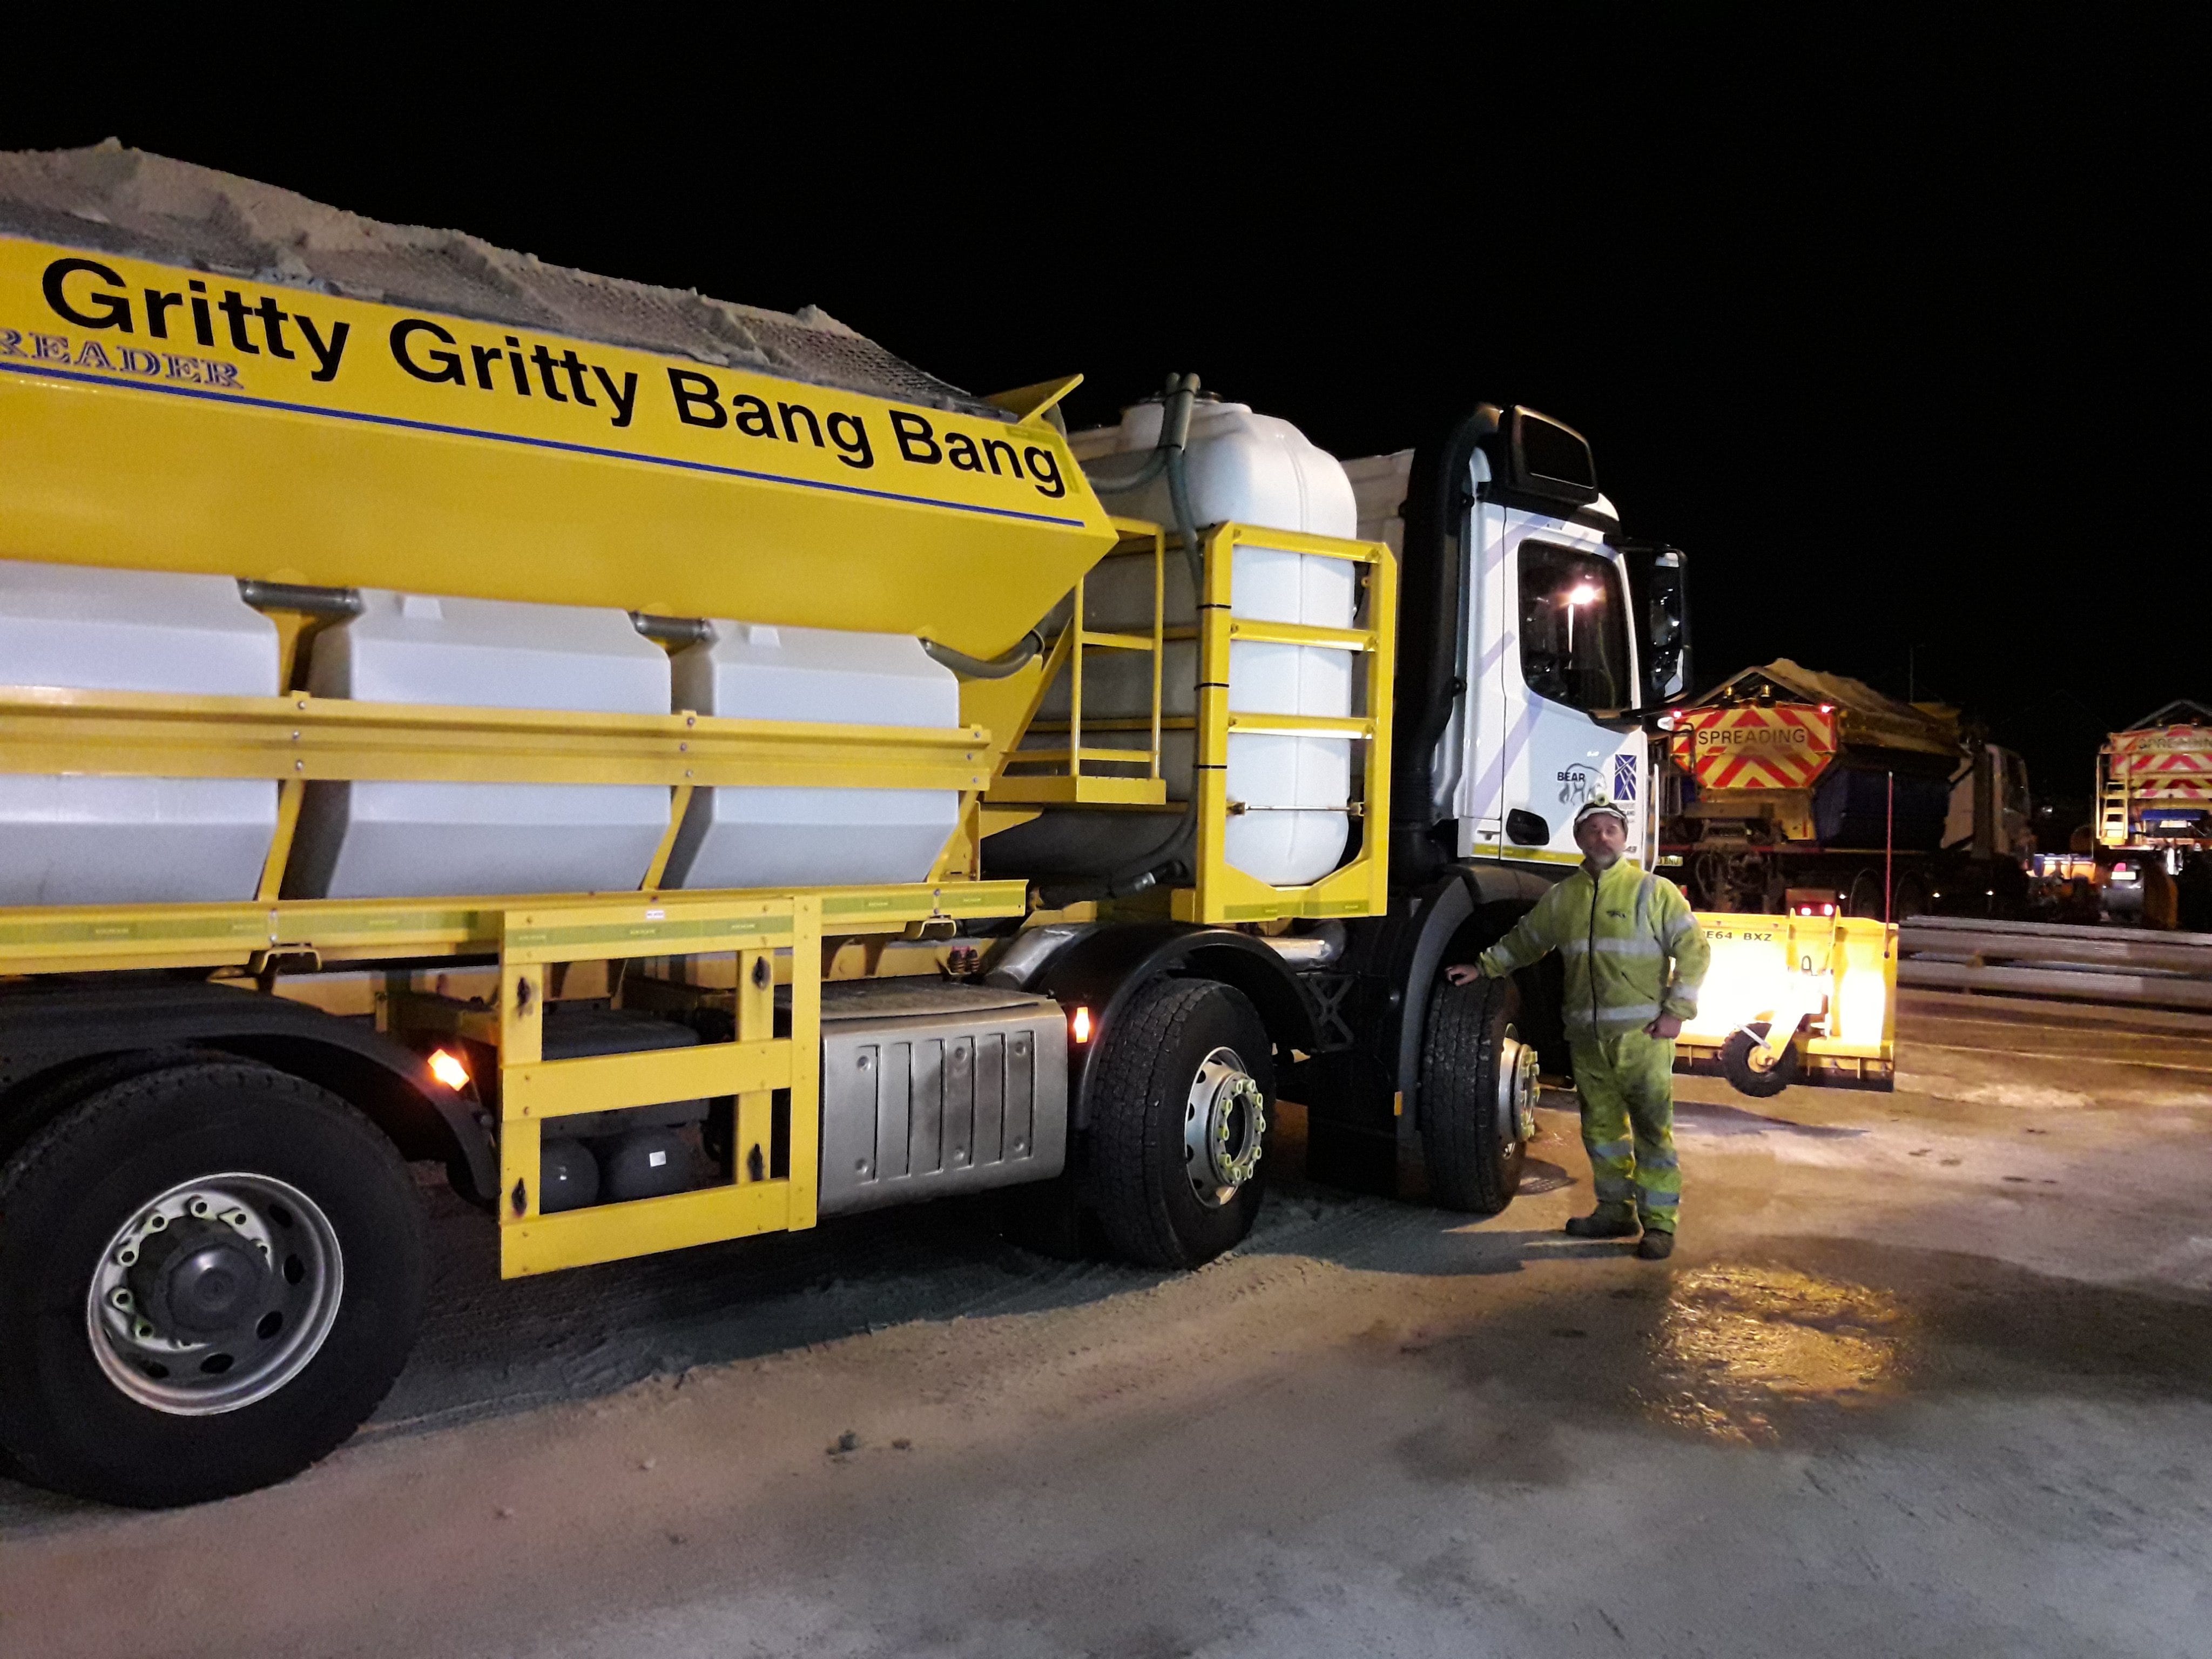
{"left": 1519, "top": 539, "right": 1631, "bottom": 712}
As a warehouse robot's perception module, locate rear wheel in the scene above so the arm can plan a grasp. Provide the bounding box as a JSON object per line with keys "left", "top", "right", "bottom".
{"left": 1420, "top": 976, "right": 1534, "bottom": 1213}
{"left": 0, "top": 1061, "right": 427, "bottom": 1507}
{"left": 1083, "top": 979, "right": 1274, "bottom": 1270}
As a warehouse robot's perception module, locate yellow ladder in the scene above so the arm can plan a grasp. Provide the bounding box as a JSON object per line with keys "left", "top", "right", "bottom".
{"left": 990, "top": 521, "right": 1169, "bottom": 807}
{"left": 2096, "top": 751, "right": 2132, "bottom": 847}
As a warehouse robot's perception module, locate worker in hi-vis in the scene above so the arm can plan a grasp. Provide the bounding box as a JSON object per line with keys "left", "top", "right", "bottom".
{"left": 1447, "top": 798, "right": 1710, "bottom": 1260}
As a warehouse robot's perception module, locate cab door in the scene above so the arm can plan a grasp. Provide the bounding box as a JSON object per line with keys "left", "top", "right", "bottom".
{"left": 1481, "top": 512, "right": 1647, "bottom": 868}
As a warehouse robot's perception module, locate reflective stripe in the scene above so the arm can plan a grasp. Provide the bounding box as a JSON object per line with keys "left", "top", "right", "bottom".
{"left": 1586, "top": 1137, "right": 1634, "bottom": 1162}
{"left": 1567, "top": 1002, "right": 1662, "bottom": 1033}
{"left": 1635, "top": 1150, "right": 1680, "bottom": 1173}
{"left": 1562, "top": 936, "right": 1664, "bottom": 958}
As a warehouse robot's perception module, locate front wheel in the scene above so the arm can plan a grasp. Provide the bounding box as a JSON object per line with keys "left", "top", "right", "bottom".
{"left": 1420, "top": 976, "right": 1533, "bottom": 1213}
{"left": 0, "top": 1060, "right": 427, "bottom": 1507}
{"left": 1722, "top": 1020, "right": 1802, "bottom": 1098}
{"left": 1083, "top": 979, "right": 1274, "bottom": 1270}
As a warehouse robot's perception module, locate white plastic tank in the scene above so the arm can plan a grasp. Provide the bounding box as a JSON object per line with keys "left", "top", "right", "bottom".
{"left": 664, "top": 622, "right": 960, "bottom": 890}
{"left": 1060, "top": 399, "right": 1361, "bottom": 885}
{"left": 0, "top": 559, "right": 280, "bottom": 906}
{"left": 288, "top": 591, "right": 671, "bottom": 899}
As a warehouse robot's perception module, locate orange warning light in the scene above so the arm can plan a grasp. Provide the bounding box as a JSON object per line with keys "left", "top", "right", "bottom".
{"left": 427, "top": 1048, "right": 470, "bottom": 1091}
{"left": 1070, "top": 1006, "right": 1094, "bottom": 1044}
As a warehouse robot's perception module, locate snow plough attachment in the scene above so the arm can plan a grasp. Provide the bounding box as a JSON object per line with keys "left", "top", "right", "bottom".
{"left": 1674, "top": 909, "right": 1897, "bottom": 1095}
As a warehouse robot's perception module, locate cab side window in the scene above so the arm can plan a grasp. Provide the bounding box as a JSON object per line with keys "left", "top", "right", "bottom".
{"left": 1518, "top": 539, "right": 1630, "bottom": 712}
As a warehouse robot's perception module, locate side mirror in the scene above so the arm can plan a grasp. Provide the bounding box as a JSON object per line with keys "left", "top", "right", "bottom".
{"left": 1645, "top": 550, "right": 1691, "bottom": 703}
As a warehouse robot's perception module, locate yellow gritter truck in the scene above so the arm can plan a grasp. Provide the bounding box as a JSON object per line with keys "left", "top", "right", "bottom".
{"left": 0, "top": 145, "right": 1892, "bottom": 1506}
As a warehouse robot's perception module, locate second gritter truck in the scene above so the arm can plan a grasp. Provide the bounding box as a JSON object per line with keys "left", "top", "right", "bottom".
{"left": 0, "top": 146, "right": 1892, "bottom": 1505}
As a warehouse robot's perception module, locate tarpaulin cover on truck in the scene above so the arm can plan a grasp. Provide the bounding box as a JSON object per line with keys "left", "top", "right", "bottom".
{"left": 1690, "top": 659, "right": 1960, "bottom": 761}
{"left": 0, "top": 144, "right": 1114, "bottom": 653}
{"left": 0, "top": 141, "right": 1002, "bottom": 417}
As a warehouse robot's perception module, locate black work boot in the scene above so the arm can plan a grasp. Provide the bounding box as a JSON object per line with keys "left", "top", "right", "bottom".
{"left": 1635, "top": 1229, "right": 1676, "bottom": 1261}
{"left": 1564, "top": 1210, "right": 1640, "bottom": 1240}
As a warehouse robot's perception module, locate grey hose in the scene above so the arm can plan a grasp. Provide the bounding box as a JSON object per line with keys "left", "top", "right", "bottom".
{"left": 629, "top": 612, "right": 714, "bottom": 648}
{"left": 921, "top": 630, "right": 1046, "bottom": 680}
{"left": 1084, "top": 446, "right": 1170, "bottom": 495}
{"left": 1084, "top": 370, "right": 1192, "bottom": 498}
{"left": 1162, "top": 390, "right": 1205, "bottom": 594}
{"left": 237, "top": 579, "right": 362, "bottom": 619}
{"left": 1104, "top": 372, "right": 1206, "bottom": 894}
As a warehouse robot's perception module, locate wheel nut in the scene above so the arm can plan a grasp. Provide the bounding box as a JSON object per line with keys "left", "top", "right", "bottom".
{"left": 133, "top": 1320, "right": 155, "bottom": 1340}
{"left": 116, "top": 1247, "right": 137, "bottom": 1265}
{"left": 110, "top": 1289, "right": 132, "bottom": 1309}
{"left": 188, "top": 1198, "right": 210, "bottom": 1217}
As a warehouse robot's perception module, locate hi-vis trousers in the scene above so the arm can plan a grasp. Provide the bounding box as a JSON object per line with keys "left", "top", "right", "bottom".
{"left": 1569, "top": 1030, "right": 1681, "bottom": 1233}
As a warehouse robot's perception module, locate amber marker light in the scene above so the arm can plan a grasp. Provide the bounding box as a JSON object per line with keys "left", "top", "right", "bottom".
{"left": 1070, "top": 1006, "right": 1094, "bottom": 1044}
{"left": 427, "top": 1048, "right": 470, "bottom": 1091}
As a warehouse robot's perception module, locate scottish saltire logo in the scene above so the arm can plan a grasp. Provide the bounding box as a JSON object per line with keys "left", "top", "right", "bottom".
{"left": 1613, "top": 753, "right": 1637, "bottom": 801}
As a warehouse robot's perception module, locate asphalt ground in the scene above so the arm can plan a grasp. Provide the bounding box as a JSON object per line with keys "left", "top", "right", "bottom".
{"left": 5, "top": 988, "right": 2210, "bottom": 1657}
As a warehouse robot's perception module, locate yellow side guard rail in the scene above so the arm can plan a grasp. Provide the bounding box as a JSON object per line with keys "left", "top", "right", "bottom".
{"left": 450, "top": 894, "right": 824, "bottom": 1279}
{"left": 0, "top": 685, "right": 992, "bottom": 908}
{"left": 986, "top": 518, "right": 1396, "bottom": 926}
{"left": 1673, "top": 911, "right": 1898, "bottom": 1089}
{"left": 1177, "top": 522, "right": 1397, "bottom": 926}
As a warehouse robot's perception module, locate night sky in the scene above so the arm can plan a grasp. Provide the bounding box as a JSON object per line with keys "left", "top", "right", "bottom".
{"left": 5, "top": 18, "right": 2187, "bottom": 831}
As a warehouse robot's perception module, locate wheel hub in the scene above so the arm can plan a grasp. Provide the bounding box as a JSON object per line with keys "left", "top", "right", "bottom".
{"left": 1497, "top": 1025, "right": 1540, "bottom": 1144}
{"left": 128, "top": 1218, "right": 272, "bottom": 1338}
{"left": 86, "top": 1173, "right": 345, "bottom": 1417}
{"left": 1184, "top": 1046, "right": 1265, "bottom": 1209}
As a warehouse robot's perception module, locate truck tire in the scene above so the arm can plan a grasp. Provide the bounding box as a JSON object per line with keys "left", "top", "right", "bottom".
{"left": 1083, "top": 978, "right": 1274, "bottom": 1270}
{"left": 1721, "top": 1020, "right": 1801, "bottom": 1098}
{"left": 0, "top": 1060, "right": 427, "bottom": 1507}
{"left": 1419, "top": 976, "right": 1533, "bottom": 1214}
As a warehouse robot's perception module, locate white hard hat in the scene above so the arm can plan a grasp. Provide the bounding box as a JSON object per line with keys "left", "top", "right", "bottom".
{"left": 1573, "top": 799, "right": 1630, "bottom": 831}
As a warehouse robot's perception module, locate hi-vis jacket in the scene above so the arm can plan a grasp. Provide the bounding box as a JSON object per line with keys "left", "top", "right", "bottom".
{"left": 1476, "top": 859, "right": 1710, "bottom": 1042}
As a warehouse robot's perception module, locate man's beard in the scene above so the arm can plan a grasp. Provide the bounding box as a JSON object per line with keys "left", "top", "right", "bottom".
{"left": 1584, "top": 847, "right": 1622, "bottom": 869}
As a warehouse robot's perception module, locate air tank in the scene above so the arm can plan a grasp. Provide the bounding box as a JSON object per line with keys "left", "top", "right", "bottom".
{"left": 1001, "top": 400, "right": 1361, "bottom": 888}
{"left": 0, "top": 559, "right": 280, "bottom": 906}
{"left": 286, "top": 591, "right": 672, "bottom": 899}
